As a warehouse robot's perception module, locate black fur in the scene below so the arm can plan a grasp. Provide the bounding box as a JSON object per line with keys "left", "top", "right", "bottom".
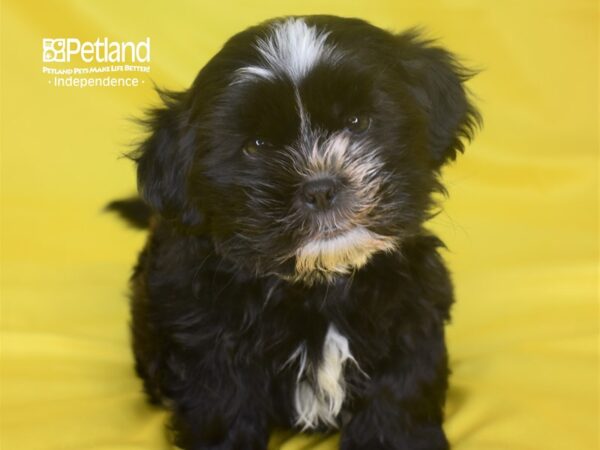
{"left": 117, "top": 15, "right": 480, "bottom": 450}
{"left": 105, "top": 197, "right": 152, "bottom": 229}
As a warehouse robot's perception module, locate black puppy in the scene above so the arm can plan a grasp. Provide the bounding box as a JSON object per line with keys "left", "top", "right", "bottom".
{"left": 113, "top": 15, "right": 480, "bottom": 450}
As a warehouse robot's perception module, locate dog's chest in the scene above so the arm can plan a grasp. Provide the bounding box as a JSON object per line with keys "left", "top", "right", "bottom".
{"left": 287, "top": 324, "right": 356, "bottom": 430}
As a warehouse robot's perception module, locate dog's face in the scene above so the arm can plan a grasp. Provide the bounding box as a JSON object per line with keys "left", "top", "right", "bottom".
{"left": 134, "top": 16, "right": 479, "bottom": 283}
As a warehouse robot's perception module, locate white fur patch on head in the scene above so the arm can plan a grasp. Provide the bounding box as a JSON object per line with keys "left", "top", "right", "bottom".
{"left": 295, "top": 226, "right": 396, "bottom": 280}
{"left": 233, "top": 65, "right": 275, "bottom": 83}
{"left": 289, "top": 324, "right": 359, "bottom": 430}
{"left": 233, "top": 18, "right": 338, "bottom": 84}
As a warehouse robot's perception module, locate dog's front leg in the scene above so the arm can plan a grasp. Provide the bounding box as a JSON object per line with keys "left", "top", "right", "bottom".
{"left": 167, "top": 365, "right": 270, "bottom": 450}
{"left": 340, "top": 331, "right": 450, "bottom": 450}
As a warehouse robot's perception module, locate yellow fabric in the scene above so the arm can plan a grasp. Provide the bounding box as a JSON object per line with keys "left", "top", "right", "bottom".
{"left": 1, "top": 1, "right": 598, "bottom": 449}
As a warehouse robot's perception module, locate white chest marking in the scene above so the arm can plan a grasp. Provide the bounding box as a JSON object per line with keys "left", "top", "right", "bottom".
{"left": 288, "top": 324, "right": 358, "bottom": 430}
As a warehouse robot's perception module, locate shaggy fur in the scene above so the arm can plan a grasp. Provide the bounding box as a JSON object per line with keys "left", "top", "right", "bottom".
{"left": 113, "top": 15, "right": 480, "bottom": 450}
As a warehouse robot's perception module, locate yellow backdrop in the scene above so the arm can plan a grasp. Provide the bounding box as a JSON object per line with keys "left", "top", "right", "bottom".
{"left": 1, "top": 1, "right": 598, "bottom": 449}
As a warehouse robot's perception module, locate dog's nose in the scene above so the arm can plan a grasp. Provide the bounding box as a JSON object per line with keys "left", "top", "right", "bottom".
{"left": 301, "top": 178, "right": 338, "bottom": 210}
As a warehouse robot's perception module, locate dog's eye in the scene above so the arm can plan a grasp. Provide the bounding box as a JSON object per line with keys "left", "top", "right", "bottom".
{"left": 345, "top": 114, "right": 371, "bottom": 134}
{"left": 243, "top": 138, "right": 270, "bottom": 156}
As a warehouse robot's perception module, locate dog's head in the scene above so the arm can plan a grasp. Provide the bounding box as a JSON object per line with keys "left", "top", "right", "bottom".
{"left": 132, "top": 16, "right": 480, "bottom": 283}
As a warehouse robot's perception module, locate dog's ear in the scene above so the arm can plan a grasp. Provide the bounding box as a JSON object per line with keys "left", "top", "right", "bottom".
{"left": 396, "top": 30, "right": 481, "bottom": 166}
{"left": 129, "top": 90, "right": 203, "bottom": 227}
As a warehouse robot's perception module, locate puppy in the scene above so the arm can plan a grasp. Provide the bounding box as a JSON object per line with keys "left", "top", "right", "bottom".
{"left": 116, "top": 15, "right": 480, "bottom": 450}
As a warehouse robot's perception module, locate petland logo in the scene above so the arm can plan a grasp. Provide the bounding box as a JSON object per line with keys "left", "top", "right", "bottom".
{"left": 42, "top": 37, "right": 151, "bottom": 88}
{"left": 43, "top": 38, "right": 150, "bottom": 63}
